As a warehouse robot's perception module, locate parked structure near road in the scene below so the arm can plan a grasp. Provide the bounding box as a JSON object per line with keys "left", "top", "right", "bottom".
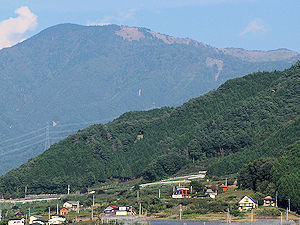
{"left": 238, "top": 196, "right": 257, "bottom": 211}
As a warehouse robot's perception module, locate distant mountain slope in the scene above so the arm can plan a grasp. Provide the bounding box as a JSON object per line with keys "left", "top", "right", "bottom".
{"left": 0, "top": 62, "right": 298, "bottom": 197}
{"left": 0, "top": 23, "right": 299, "bottom": 175}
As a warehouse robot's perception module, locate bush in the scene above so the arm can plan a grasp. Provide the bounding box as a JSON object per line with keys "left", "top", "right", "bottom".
{"left": 256, "top": 208, "right": 281, "bottom": 216}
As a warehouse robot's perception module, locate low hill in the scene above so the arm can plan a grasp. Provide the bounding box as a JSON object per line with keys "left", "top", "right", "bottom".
{"left": 0, "top": 23, "right": 299, "bottom": 175}
{"left": 0, "top": 62, "right": 299, "bottom": 197}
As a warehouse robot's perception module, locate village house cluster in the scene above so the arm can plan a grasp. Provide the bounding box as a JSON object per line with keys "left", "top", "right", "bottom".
{"left": 7, "top": 201, "right": 80, "bottom": 225}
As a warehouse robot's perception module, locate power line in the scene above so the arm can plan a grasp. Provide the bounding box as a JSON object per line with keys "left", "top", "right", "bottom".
{"left": 0, "top": 117, "right": 115, "bottom": 157}
{"left": 0, "top": 126, "right": 46, "bottom": 145}
{"left": 50, "top": 136, "right": 69, "bottom": 140}
{"left": 0, "top": 133, "right": 45, "bottom": 149}
{"left": 54, "top": 118, "right": 114, "bottom": 128}
{"left": 0, "top": 139, "right": 46, "bottom": 157}
{"left": 0, "top": 128, "right": 76, "bottom": 150}
{"left": 49, "top": 129, "right": 78, "bottom": 134}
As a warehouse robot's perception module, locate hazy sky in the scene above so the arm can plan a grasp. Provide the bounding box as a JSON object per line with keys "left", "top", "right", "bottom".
{"left": 0, "top": 0, "right": 299, "bottom": 52}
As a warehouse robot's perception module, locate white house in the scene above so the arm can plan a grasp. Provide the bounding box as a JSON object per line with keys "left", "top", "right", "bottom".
{"left": 205, "top": 189, "right": 217, "bottom": 199}
{"left": 8, "top": 219, "right": 24, "bottom": 225}
{"left": 63, "top": 201, "right": 79, "bottom": 210}
{"left": 238, "top": 196, "right": 257, "bottom": 211}
{"left": 29, "top": 216, "right": 47, "bottom": 224}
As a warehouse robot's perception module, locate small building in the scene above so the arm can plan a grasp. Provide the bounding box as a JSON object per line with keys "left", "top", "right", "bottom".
{"left": 263, "top": 196, "right": 275, "bottom": 207}
{"left": 29, "top": 216, "right": 47, "bottom": 225}
{"left": 205, "top": 189, "right": 217, "bottom": 199}
{"left": 219, "top": 184, "right": 228, "bottom": 192}
{"left": 116, "top": 206, "right": 133, "bottom": 216}
{"left": 58, "top": 207, "right": 69, "bottom": 215}
{"left": 104, "top": 205, "right": 119, "bottom": 214}
{"left": 15, "top": 212, "right": 24, "bottom": 218}
{"left": 63, "top": 201, "right": 79, "bottom": 210}
{"left": 172, "top": 187, "right": 190, "bottom": 199}
{"left": 104, "top": 206, "right": 133, "bottom": 216}
{"left": 8, "top": 219, "right": 24, "bottom": 225}
{"left": 48, "top": 215, "right": 66, "bottom": 224}
{"left": 238, "top": 196, "right": 257, "bottom": 211}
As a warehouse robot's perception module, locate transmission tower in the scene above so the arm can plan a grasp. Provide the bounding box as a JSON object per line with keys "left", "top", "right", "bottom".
{"left": 44, "top": 123, "right": 50, "bottom": 150}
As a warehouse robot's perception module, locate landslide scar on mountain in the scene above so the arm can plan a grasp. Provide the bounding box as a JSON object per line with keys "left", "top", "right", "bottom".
{"left": 206, "top": 57, "right": 223, "bottom": 81}
{"left": 146, "top": 30, "right": 193, "bottom": 45}
{"left": 116, "top": 27, "right": 145, "bottom": 41}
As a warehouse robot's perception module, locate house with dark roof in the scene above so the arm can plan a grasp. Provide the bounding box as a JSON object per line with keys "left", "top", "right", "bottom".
{"left": 14, "top": 211, "right": 24, "bottom": 218}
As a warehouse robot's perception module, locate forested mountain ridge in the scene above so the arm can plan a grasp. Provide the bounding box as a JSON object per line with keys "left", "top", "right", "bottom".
{"left": 0, "top": 23, "right": 299, "bottom": 175}
{"left": 0, "top": 62, "right": 299, "bottom": 197}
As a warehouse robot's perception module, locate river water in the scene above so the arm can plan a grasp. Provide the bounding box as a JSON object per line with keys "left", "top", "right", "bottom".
{"left": 147, "top": 219, "right": 295, "bottom": 225}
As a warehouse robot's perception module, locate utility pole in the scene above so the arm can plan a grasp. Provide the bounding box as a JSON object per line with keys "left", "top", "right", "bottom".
{"left": 250, "top": 209, "right": 253, "bottom": 225}
{"left": 56, "top": 204, "right": 58, "bottom": 215}
{"left": 48, "top": 207, "right": 51, "bottom": 220}
{"left": 179, "top": 204, "right": 182, "bottom": 220}
{"left": 67, "top": 185, "right": 70, "bottom": 195}
{"left": 275, "top": 191, "right": 278, "bottom": 207}
{"left": 158, "top": 189, "right": 160, "bottom": 199}
{"left": 280, "top": 212, "right": 283, "bottom": 225}
{"left": 91, "top": 195, "right": 94, "bottom": 220}
{"left": 225, "top": 178, "right": 227, "bottom": 186}
{"left": 286, "top": 208, "right": 288, "bottom": 221}
{"left": 137, "top": 191, "right": 139, "bottom": 201}
{"left": 25, "top": 185, "right": 27, "bottom": 199}
{"left": 288, "top": 199, "right": 290, "bottom": 212}
{"left": 226, "top": 208, "right": 230, "bottom": 223}
{"left": 139, "top": 203, "right": 141, "bottom": 216}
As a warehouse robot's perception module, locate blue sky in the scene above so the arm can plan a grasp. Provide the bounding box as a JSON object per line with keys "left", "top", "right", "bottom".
{"left": 0, "top": 0, "right": 299, "bottom": 52}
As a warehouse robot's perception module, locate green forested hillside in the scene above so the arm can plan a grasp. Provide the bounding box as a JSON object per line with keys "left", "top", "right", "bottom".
{"left": 0, "top": 62, "right": 299, "bottom": 197}
{"left": 1, "top": 23, "right": 299, "bottom": 175}
{"left": 237, "top": 141, "right": 300, "bottom": 212}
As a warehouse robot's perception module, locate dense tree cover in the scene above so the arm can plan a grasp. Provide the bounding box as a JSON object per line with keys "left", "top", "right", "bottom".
{"left": 238, "top": 158, "right": 276, "bottom": 195}
{"left": 237, "top": 142, "right": 300, "bottom": 213}
{"left": 0, "top": 62, "right": 299, "bottom": 197}
{"left": 1, "top": 24, "right": 299, "bottom": 175}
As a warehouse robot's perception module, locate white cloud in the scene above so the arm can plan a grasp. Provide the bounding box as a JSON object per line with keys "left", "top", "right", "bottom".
{"left": 239, "top": 18, "right": 268, "bottom": 37}
{"left": 0, "top": 6, "right": 37, "bottom": 50}
{"left": 87, "top": 8, "right": 137, "bottom": 26}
